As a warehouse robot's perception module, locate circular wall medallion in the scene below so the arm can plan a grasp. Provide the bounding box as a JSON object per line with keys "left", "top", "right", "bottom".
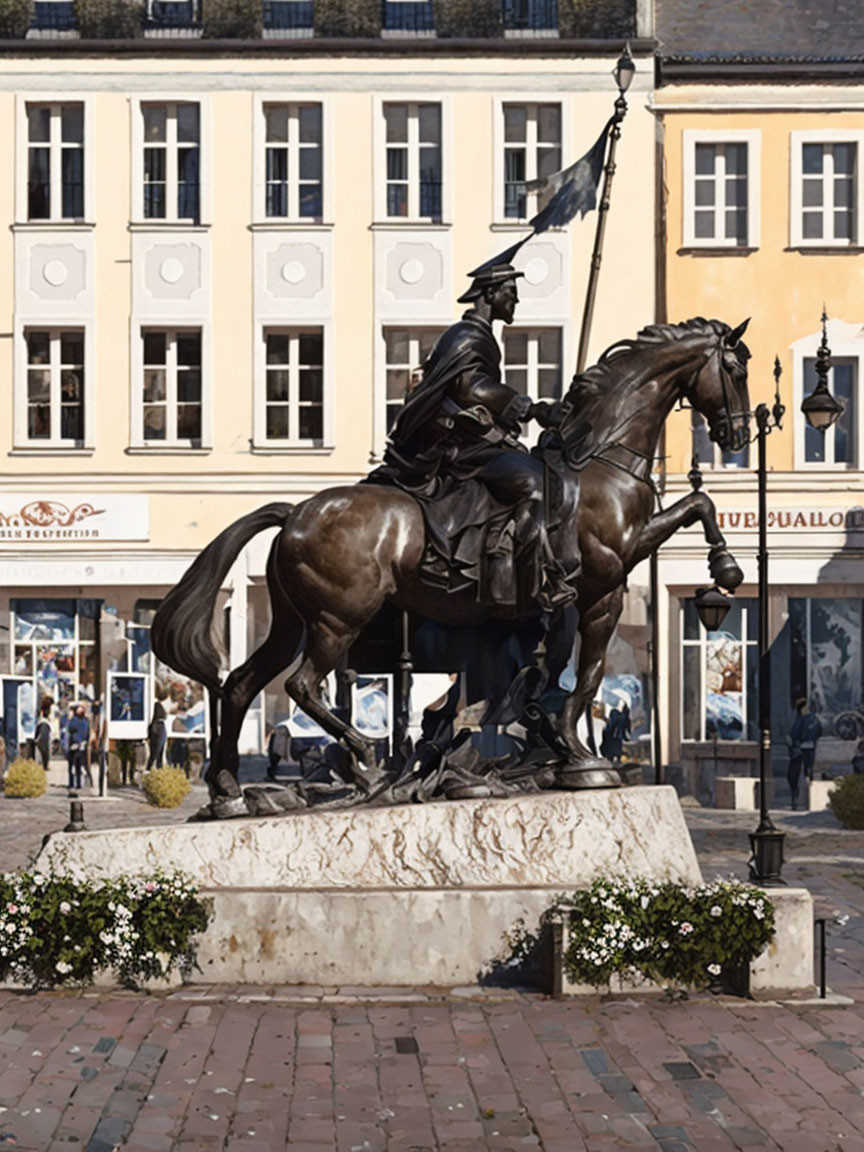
{"left": 281, "top": 260, "right": 306, "bottom": 285}
{"left": 160, "top": 258, "right": 185, "bottom": 285}
{"left": 399, "top": 258, "right": 425, "bottom": 285}
{"left": 42, "top": 259, "right": 68, "bottom": 287}
{"left": 523, "top": 257, "right": 547, "bottom": 287}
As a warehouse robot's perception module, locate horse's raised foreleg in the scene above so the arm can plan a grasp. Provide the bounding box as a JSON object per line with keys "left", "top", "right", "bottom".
{"left": 631, "top": 490, "right": 743, "bottom": 590}
{"left": 285, "top": 616, "right": 386, "bottom": 794}
{"left": 557, "top": 586, "right": 624, "bottom": 788}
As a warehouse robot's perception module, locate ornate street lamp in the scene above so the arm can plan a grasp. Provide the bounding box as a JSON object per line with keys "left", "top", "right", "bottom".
{"left": 576, "top": 44, "right": 635, "bottom": 373}
{"left": 801, "top": 309, "right": 844, "bottom": 433}
{"left": 694, "top": 585, "right": 732, "bottom": 632}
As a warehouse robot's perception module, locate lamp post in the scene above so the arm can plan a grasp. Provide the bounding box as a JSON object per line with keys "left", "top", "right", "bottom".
{"left": 576, "top": 43, "right": 635, "bottom": 373}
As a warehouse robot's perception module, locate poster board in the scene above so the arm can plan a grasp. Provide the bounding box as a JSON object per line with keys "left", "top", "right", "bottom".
{"left": 0, "top": 676, "right": 35, "bottom": 760}
{"left": 351, "top": 673, "right": 393, "bottom": 740}
{"left": 107, "top": 672, "right": 149, "bottom": 739}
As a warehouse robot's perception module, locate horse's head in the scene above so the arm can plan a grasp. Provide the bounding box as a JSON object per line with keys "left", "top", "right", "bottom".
{"left": 686, "top": 318, "right": 752, "bottom": 453}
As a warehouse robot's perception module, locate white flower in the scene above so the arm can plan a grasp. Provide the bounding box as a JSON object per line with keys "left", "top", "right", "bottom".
{"left": 707, "top": 963, "right": 722, "bottom": 976}
{"left": 709, "top": 905, "right": 723, "bottom": 918}
{"left": 4, "top": 923, "right": 16, "bottom": 935}
{"left": 679, "top": 922, "right": 694, "bottom": 936}
{"left": 55, "top": 960, "right": 73, "bottom": 975}
{"left": 640, "top": 895, "right": 650, "bottom": 910}
{"left": 59, "top": 902, "right": 72, "bottom": 915}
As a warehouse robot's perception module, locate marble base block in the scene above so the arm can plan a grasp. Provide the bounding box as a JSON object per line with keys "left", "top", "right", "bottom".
{"left": 806, "top": 779, "right": 836, "bottom": 811}
{"left": 715, "top": 776, "right": 774, "bottom": 811}
{"left": 37, "top": 786, "right": 703, "bottom": 987}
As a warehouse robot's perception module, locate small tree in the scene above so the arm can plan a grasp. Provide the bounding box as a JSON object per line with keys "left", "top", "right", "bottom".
{"left": 314, "top": 0, "right": 379, "bottom": 38}
{"left": 828, "top": 773, "right": 864, "bottom": 830}
{"left": 558, "top": 0, "right": 635, "bottom": 39}
{"left": 0, "top": 0, "right": 33, "bottom": 38}
{"left": 433, "top": 0, "right": 501, "bottom": 38}
{"left": 74, "top": 0, "right": 144, "bottom": 38}
{"left": 202, "top": 0, "right": 261, "bottom": 38}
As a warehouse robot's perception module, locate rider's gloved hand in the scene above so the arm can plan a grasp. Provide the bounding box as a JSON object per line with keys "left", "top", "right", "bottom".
{"left": 529, "top": 400, "right": 566, "bottom": 428}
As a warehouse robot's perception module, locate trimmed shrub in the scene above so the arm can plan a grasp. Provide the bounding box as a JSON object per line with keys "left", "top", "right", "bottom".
{"left": 314, "top": 0, "right": 379, "bottom": 38}
{"left": 141, "top": 766, "right": 191, "bottom": 808}
{"left": 202, "top": 0, "right": 260, "bottom": 38}
{"left": 4, "top": 758, "right": 47, "bottom": 798}
{"left": 433, "top": 0, "right": 501, "bottom": 38}
{"left": 0, "top": 0, "right": 32, "bottom": 37}
{"left": 558, "top": 0, "right": 635, "bottom": 39}
{"left": 828, "top": 772, "right": 864, "bottom": 830}
{"left": 74, "top": 0, "right": 143, "bottom": 38}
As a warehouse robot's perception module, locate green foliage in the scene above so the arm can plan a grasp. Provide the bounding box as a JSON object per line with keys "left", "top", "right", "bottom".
{"left": 828, "top": 772, "right": 864, "bottom": 830}
{"left": 202, "top": 0, "right": 260, "bottom": 38}
{"left": 3, "top": 758, "right": 47, "bottom": 798}
{"left": 313, "top": 0, "right": 379, "bottom": 38}
{"left": 433, "top": 0, "right": 501, "bottom": 38}
{"left": 560, "top": 877, "right": 775, "bottom": 992}
{"left": 558, "top": 0, "right": 635, "bottom": 39}
{"left": 0, "top": 869, "right": 212, "bottom": 989}
{"left": 142, "top": 766, "right": 191, "bottom": 808}
{"left": 0, "top": 0, "right": 32, "bottom": 37}
{"left": 74, "top": 0, "right": 143, "bottom": 36}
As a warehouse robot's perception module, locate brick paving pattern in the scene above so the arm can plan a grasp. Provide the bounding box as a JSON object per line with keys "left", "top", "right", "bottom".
{"left": 0, "top": 780, "right": 863, "bottom": 1150}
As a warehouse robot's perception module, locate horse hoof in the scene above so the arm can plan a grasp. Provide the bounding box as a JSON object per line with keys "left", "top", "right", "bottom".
{"left": 709, "top": 548, "right": 744, "bottom": 590}
{"left": 556, "top": 764, "right": 621, "bottom": 790}
{"left": 214, "top": 769, "right": 242, "bottom": 799}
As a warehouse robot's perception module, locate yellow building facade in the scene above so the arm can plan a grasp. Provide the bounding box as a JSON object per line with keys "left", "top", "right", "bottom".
{"left": 0, "top": 38, "right": 656, "bottom": 749}
{"left": 655, "top": 76, "right": 864, "bottom": 789}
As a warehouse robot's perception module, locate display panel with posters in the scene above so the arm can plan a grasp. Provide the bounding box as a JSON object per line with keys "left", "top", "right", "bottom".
{"left": 0, "top": 676, "right": 36, "bottom": 761}
{"left": 154, "top": 658, "right": 206, "bottom": 738}
{"left": 351, "top": 674, "right": 393, "bottom": 740}
{"left": 107, "top": 672, "right": 149, "bottom": 739}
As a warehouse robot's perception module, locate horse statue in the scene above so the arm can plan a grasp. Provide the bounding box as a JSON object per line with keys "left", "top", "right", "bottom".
{"left": 152, "top": 316, "right": 751, "bottom": 805}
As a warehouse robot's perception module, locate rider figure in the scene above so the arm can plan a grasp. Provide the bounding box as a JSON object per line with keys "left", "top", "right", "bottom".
{"left": 379, "top": 260, "right": 576, "bottom": 612}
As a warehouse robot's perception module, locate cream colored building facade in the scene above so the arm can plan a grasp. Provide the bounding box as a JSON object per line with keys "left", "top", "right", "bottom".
{"left": 0, "top": 42, "right": 656, "bottom": 747}
{"left": 655, "top": 75, "right": 864, "bottom": 787}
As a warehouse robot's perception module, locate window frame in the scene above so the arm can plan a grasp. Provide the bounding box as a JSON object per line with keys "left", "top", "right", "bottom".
{"left": 373, "top": 96, "right": 451, "bottom": 225}
{"left": 682, "top": 129, "right": 761, "bottom": 250}
{"left": 130, "top": 320, "right": 211, "bottom": 450}
{"left": 252, "top": 94, "right": 329, "bottom": 225}
{"left": 16, "top": 95, "right": 93, "bottom": 224}
{"left": 790, "top": 129, "right": 864, "bottom": 249}
{"left": 493, "top": 98, "right": 565, "bottom": 224}
{"left": 793, "top": 321, "right": 864, "bottom": 471}
{"left": 14, "top": 321, "right": 93, "bottom": 450}
{"left": 501, "top": 324, "right": 564, "bottom": 445}
{"left": 690, "top": 411, "right": 750, "bottom": 471}
{"left": 381, "top": 324, "right": 446, "bottom": 437}
{"left": 253, "top": 323, "right": 333, "bottom": 451}
{"left": 680, "top": 596, "right": 759, "bottom": 744}
{"left": 130, "top": 95, "right": 210, "bottom": 226}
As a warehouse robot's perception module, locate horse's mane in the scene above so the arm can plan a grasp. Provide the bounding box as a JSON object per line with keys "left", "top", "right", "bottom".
{"left": 561, "top": 317, "right": 734, "bottom": 442}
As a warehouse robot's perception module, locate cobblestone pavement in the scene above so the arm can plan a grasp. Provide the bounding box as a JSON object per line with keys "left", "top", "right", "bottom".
{"left": 0, "top": 781, "right": 863, "bottom": 1151}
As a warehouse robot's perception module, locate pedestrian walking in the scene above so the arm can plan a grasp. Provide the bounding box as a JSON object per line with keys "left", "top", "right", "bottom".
{"left": 600, "top": 702, "right": 631, "bottom": 765}
{"left": 146, "top": 701, "right": 167, "bottom": 770}
{"left": 787, "top": 696, "right": 823, "bottom": 809}
{"left": 34, "top": 699, "right": 52, "bottom": 772}
{"left": 67, "top": 703, "right": 90, "bottom": 791}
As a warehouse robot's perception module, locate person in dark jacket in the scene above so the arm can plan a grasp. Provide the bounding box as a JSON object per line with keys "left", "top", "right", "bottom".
{"left": 600, "top": 703, "right": 631, "bottom": 765}
{"left": 787, "top": 697, "right": 823, "bottom": 810}
{"left": 146, "top": 701, "right": 167, "bottom": 770}
{"left": 34, "top": 699, "right": 52, "bottom": 772}
{"left": 67, "top": 703, "right": 90, "bottom": 791}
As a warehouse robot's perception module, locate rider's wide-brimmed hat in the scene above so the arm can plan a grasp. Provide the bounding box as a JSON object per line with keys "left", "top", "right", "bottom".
{"left": 457, "top": 240, "right": 526, "bottom": 303}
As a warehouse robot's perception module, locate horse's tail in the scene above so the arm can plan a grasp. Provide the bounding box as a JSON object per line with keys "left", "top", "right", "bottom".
{"left": 151, "top": 502, "right": 294, "bottom": 694}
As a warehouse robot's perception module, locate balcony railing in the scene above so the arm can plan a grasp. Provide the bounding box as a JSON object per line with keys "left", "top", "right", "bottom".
{"left": 382, "top": 1, "right": 434, "bottom": 35}
{"left": 502, "top": 0, "right": 558, "bottom": 35}
{"left": 262, "top": 0, "right": 314, "bottom": 35}
{"left": 145, "top": 0, "right": 201, "bottom": 35}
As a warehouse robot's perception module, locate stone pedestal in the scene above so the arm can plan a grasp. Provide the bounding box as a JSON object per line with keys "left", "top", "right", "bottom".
{"left": 36, "top": 786, "right": 702, "bottom": 987}
{"left": 715, "top": 775, "right": 774, "bottom": 811}
{"left": 806, "top": 779, "right": 836, "bottom": 812}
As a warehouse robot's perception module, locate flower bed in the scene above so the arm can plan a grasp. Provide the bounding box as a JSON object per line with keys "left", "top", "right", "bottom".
{"left": 0, "top": 868, "right": 211, "bottom": 990}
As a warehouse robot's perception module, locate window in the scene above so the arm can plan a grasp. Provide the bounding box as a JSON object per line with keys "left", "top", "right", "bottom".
{"left": 11, "top": 600, "right": 99, "bottom": 706}
{"left": 502, "top": 0, "right": 558, "bottom": 35}
{"left": 791, "top": 133, "right": 861, "bottom": 246}
{"left": 145, "top": 0, "right": 200, "bottom": 31}
{"left": 682, "top": 597, "right": 759, "bottom": 742}
{"left": 26, "top": 103, "right": 84, "bottom": 221}
{"left": 502, "top": 327, "right": 562, "bottom": 401}
{"left": 141, "top": 329, "right": 202, "bottom": 445}
{"left": 691, "top": 412, "right": 749, "bottom": 469}
{"left": 25, "top": 329, "right": 85, "bottom": 445}
{"left": 789, "top": 598, "right": 862, "bottom": 731}
{"left": 382, "top": 0, "right": 434, "bottom": 34}
{"left": 383, "top": 327, "right": 443, "bottom": 432}
{"left": 29, "top": 2, "right": 77, "bottom": 35}
{"left": 383, "top": 102, "right": 442, "bottom": 221}
{"left": 264, "top": 103, "right": 322, "bottom": 220}
{"left": 502, "top": 103, "right": 561, "bottom": 221}
{"left": 262, "top": 328, "right": 324, "bottom": 443}
{"left": 262, "top": 0, "right": 313, "bottom": 36}
{"left": 141, "top": 102, "right": 200, "bottom": 223}
{"left": 682, "top": 130, "right": 760, "bottom": 249}
{"left": 802, "top": 356, "right": 856, "bottom": 466}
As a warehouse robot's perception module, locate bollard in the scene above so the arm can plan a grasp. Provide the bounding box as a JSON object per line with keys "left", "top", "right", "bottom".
{"left": 815, "top": 918, "right": 827, "bottom": 998}
{"left": 63, "top": 799, "right": 86, "bottom": 833}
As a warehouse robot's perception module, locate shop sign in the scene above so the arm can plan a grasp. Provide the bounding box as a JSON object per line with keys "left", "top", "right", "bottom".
{"left": 715, "top": 507, "right": 864, "bottom": 532}
{"left": 0, "top": 495, "right": 149, "bottom": 543}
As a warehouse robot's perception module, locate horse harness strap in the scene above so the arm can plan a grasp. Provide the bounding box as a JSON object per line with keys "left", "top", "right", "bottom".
{"left": 593, "top": 441, "right": 657, "bottom": 493}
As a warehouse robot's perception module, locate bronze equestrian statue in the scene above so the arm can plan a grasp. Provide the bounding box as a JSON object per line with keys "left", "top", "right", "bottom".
{"left": 152, "top": 270, "right": 751, "bottom": 807}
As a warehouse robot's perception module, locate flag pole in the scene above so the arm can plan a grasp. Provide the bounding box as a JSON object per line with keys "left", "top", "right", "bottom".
{"left": 576, "top": 46, "right": 635, "bottom": 374}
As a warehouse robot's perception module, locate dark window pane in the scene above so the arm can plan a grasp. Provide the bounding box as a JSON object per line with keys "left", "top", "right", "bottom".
{"left": 143, "top": 331, "right": 166, "bottom": 364}
{"left": 505, "top": 368, "right": 528, "bottom": 395}
{"left": 28, "top": 405, "right": 51, "bottom": 439}
{"left": 802, "top": 143, "right": 823, "bottom": 175}
{"left": 418, "top": 103, "right": 440, "bottom": 145}
{"left": 504, "top": 105, "right": 527, "bottom": 143}
{"left": 384, "top": 104, "right": 408, "bottom": 144}
{"left": 143, "top": 368, "right": 166, "bottom": 403}
{"left": 28, "top": 369, "right": 50, "bottom": 402}
{"left": 177, "top": 368, "right": 201, "bottom": 403}
{"left": 28, "top": 148, "right": 50, "bottom": 219}
{"left": 176, "top": 404, "right": 201, "bottom": 440}
{"left": 538, "top": 368, "right": 561, "bottom": 399}
{"left": 298, "top": 406, "right": 322, "bottom": 441}
{"left": 694, "top": 181, "right": 715, "bottom": 207}
{"left": 298, "top": 185, "right": 322, "bottom": 218}
{"left": 537, "top": 104, "right": 561, "bottom": 144}
{"left": 299, "top": 147, "right": 321, "bottom": 181}
{"left": 27, "top": 106, "right": 50, "bottom": 143}
{"left": 266, "top": 406, "right": 289, "bottom": 439}
{"left": 387, "top": 185, "right": 408, "bottom": 217}
{"left": 724, "top": 143, "right": 747, "bottom": 176}
{"left": 177, "top": 148, "right": 199, "bottom": 221}
{"left": 298, "top": 332, "right": 322, "bottom": 364}
{"left": 266, "top": 149, "right": 288, "bottom": 182}
{"left": 176, "top": 103, "right": 200, "bottom": 143}
{"left": 299, "top": 368, "right": 322, "bottom": 403}
{"left": 143, "top": 105, "right": 167, "bottom": 143}
{"left": 61, "top": 332, "right": 84, "bottom": 363}
{"left": 802, "top": 180, "right": 822, "bottom": 208}
{"left": 266, "top": 369, "right": 290, "bottom": 402}
{"left": 833, "top": 142, "right": 856, "bottom": 174}
{"left": 265, "top": 105, "right": 289, "bottom": 143}
{"left": 298, "top": 104, "right": 321, "bottom": 143}
{"left": 266, "top": 334, "right": 290, "bottom": 364}
{"left": 694, "top": 210, "right": 715, "bottom": 239}
{"left": 176, "top": 332, "right": 201, "bottom": 366}
{"left": 61, "top": 402, "right": 83, "bottom": 441}
{"left": 60, "top": 105, "right": 83, "bottom": 144}
{"left": 386, "top": 367, "right": 409, "bottom": 400}
{"left": 61, "top": 149, "right": 84, "bottom": 218}
{"left": 682, "top": 645, "right": 701, "bottom": 740}
{"left": 694, "top": 143, "right": 715, "bottom": 175}
{"left": 28, "top": 332, "right": 50, "bottom": 363}
{"left": 387, "top": 148, "right": 408, "bottom": 181}
{"left": 802, "top": 211, "right": 823, "bottom": 240}
{"left": 266, "top": 183, "right": 288, "bottom": 218}
{"left": 61, "top": 369, "right": 82, "bottom": 403}
{"left": 504, "top": 329, "right": 528, "bottom": 364}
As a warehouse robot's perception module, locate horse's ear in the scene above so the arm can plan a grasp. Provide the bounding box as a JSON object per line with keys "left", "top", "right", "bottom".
{"left": 725, "top": 318, "right": 750, "bottom": 347}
